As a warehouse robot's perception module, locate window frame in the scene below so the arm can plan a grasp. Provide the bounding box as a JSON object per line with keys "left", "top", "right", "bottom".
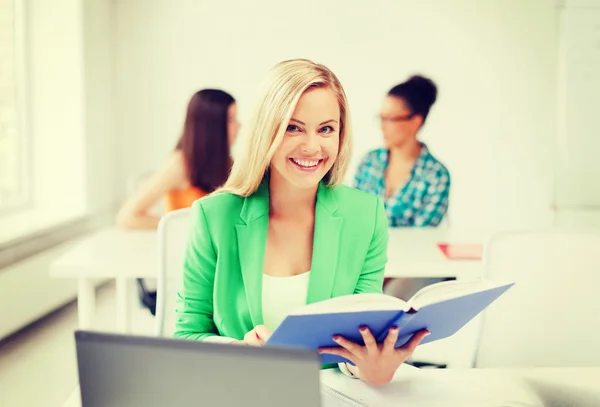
{"left": 0, "top": 0, "right": 31, "bottom": 215}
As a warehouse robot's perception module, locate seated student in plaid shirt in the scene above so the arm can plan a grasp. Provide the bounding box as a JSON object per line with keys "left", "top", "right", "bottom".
{"left": 353, "top": 75, "right": 450, "bottom": 228}
{"left": 354, "top": 75, "right": 450, "bottom": 301}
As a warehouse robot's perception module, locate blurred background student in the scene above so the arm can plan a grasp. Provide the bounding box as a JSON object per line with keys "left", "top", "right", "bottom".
{"left": 116, "top": 88, "right": 239, "bottom": 315}
{"left": 353, "top": 76, "right": 450, "bottom": 300}
{"left": 116, "top": 88, "right": 239, "bottom": 230}
{"left": 353, "top": 75, "right": 450, "bottom": 227}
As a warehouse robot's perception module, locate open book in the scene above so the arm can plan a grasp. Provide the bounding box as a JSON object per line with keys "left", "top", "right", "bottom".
{"left": 265, "top": 280, "right": 514, "bottom": 364}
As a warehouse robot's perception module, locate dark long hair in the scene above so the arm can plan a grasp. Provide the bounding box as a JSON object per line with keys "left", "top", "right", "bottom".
{"left": 388, "top": 75, "right": 438, "bottom": 123}
{"left": 175, "top": 89, "right": 235, "bottom": 193}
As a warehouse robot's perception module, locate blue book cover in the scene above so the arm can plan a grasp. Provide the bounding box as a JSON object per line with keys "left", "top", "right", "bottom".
{"left": 265, "top": 280, "right": 514, "bottom": 364}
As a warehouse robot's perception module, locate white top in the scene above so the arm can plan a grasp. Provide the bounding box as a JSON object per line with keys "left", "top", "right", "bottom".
{"left": 203, "top": 272, "right": 311, "bottom": 344}
{"left": 204, "top": 271, "right": 354, "bottom": 377}
{"left": 261, "top": 271, "right": 311, "bottom": 331}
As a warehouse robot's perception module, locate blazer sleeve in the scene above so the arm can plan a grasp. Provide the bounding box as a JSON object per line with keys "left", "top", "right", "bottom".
{"left": 354, "top": 197, "right": 389, "bottom": 295}
{"left": 173, "top": 200, "right": 220, "bottom": 340}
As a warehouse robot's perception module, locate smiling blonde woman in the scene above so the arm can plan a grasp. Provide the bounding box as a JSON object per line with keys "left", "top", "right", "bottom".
{"left": 174, "top": 59, "right": 428, "bottom": 386}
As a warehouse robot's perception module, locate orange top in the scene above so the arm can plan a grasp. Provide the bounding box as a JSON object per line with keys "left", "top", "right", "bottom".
{"left": 165, "top": 186, "right": 207, "bottom": 212}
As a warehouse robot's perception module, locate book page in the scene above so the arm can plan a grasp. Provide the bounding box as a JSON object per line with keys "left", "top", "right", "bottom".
{"left": 408, "top": 280, "right": 512, "bottom": 308}
{"left": 290, "top": 293, "right": 409, "bottom": 316}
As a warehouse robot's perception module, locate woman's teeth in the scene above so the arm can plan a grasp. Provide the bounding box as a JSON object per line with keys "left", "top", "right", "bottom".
{"left": 291, "top": 158, "right": 320, "bottom": 168}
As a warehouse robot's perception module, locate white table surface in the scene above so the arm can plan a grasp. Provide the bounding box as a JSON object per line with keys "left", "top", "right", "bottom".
{"left": 49, "top": 226, "right": 487, "bottom": 364}
{"left": 385, "top": 228, "right": 485, "bottom": 279}
{"left": 49, "top": 228, "right": 156, "bottom": 333}
{"left": 320, "top": 366, "right": 600, "bottom": 407}
{"left": 50, "top": 227, "right": 487, "bottom": 280}
{"left": 49, "top": 228, "right": 157, "bottom": 279}
{"left": 62, "top": 365, "right": 600, "bottom": 407}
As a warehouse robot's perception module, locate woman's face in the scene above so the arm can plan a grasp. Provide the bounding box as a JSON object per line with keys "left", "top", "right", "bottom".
{"left": 227, "top": 103, "right": 240, "bottom": 147}
{"left": 270, "top": 87, "right": 340, "bottom": 191}
{"left": 379, "top": 96, "right": 422, "bottom": 148}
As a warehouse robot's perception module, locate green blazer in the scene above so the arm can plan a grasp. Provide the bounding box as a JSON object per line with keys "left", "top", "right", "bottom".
{"left": 174, "top": 181, "right": 389, "bottom": 346}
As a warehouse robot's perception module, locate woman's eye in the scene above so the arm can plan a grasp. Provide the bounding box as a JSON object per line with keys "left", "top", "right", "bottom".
{"left": 320, "top": 126, "right": 335, "bottom": 134}
{"left": 286, "top": 124, "right": 301, "bottom": 132}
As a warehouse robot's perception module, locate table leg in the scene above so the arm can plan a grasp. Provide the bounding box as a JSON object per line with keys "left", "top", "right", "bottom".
{"left": 77, "top": 278, "right": 96, "bottom": 329}
{"left": 116, "top": 277, "right": 130, "bottom": 333}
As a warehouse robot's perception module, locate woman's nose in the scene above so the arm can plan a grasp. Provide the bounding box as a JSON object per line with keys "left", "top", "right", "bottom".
{"left": 301, "top": 133, "right": 320, "bottom": 155}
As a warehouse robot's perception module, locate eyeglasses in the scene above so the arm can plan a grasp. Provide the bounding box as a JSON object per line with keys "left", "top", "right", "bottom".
{"left": 376, "top": 114, "right": 415, "bottom": 123}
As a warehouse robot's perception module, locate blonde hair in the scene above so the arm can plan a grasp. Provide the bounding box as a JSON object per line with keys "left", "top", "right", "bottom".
{"left": 218, "top": 59, "right": 352, "bottom": 197}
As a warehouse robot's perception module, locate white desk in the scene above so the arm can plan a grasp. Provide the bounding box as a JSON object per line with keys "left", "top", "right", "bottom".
{"left": 49, "top": 227, "right": 485, "bottom": 344}
{"left": 386, "top": 228, "right": 485, "bottom": 280}
{"left": 62, "top": 366, "right": 600, "bottom": 407}
{"left": 49, "top": 228, "right": 157, "bottom": 333}
{"left": 320, "top": 366, "right": 600, "bottom": 406}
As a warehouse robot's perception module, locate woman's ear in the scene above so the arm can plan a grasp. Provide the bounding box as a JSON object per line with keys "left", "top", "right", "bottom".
{"left": 413, "top": 115, "right": 424, "bottom": 130}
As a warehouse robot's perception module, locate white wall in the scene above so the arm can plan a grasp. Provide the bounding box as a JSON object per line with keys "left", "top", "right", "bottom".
{"left": 0, "top": 0, "right": 116, "bottom": 339}
{"left": 4, "top": 0, "right": 117, "bottom": 240}
{"left": 28, "top": 0, "right": 86, "bottom": 217}
{"left": 82, "top": 0, "right": 117, "bottom": 213}
{"left": 0, "top": 0, "right": 90, "bottom": 244}
{"left": 553, "top": 3, "right": 600, "bottom": 220}
{"left": 28, "top": 0, "right": 117, "bottom": 218}
{"left": 112, "top": 0, "right": 558, "bottom": 230}
{"left": 0, "top": 241, "right": 78, "bottom": 339}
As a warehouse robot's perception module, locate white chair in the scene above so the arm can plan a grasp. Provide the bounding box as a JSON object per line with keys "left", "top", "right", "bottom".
{"left": 154, "top": 207, "right": 192, "bottom": 337}
{"left": 128, "top": 170, "right": 164, "bottom": 300}
{"left": 473, "top": 229, "right": 600, "bottom": 367}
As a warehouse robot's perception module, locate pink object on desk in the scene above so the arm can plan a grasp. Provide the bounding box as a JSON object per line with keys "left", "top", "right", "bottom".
{"left": 437, "top": 243, "right": 483, "bottom": 260}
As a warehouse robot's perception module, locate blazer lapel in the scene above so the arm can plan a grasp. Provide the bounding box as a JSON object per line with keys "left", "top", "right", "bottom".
{"left": 307, "top": 184, "right": 343, "bottom": 304}
{"left": 235, "top": 182, "right": 269, "bottom": 326}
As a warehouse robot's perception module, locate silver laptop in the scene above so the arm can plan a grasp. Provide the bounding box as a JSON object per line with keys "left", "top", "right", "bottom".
{"left": 75, "top": 330, "right": 360, "bottom": 407}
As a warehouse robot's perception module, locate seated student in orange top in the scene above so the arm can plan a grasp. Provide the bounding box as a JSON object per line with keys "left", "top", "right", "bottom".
{"left": 116, "top": 89, "right": 239, "bottom": 229}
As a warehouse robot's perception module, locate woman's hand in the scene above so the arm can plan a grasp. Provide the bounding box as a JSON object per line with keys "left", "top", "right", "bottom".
{"left": 234, "top": 325, "right": 273, "bottom": 346}
{"left": 318, "top": 326, "right": 429, "bottom": 386}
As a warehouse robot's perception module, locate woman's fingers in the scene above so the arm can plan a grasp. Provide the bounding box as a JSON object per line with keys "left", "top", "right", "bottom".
{"left": 254, "top": 325, "right": 272, "bottom": 342}
{"left": 332, "top": 335, "right": 363, "bottom": 357}
{"left": 243, "top": 325, "right": 273, "bottom": 346}
{"left": 321, "top": 328, "right": 429, "bottom": 364}
{"left": 398, "top": 329, "right": 430, "bottom": 354}
{"left": 382, "top": 326, "right": 399, "bottom": 352}
{"left": 243, "top": 331, "right": 262, "bottom": 346}
{"left": 318, "top": 347, "right": 356, "bottom": 365}
{"left": 359, "top": 326, "right": 378, "bottom": 354}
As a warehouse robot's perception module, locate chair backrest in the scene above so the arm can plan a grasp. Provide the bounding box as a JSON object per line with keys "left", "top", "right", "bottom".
{"left": 155, "top": 208, "right": 192, "bottom": 337}
{"left": 474, "top": 229, "right": 600, "bottom": 367}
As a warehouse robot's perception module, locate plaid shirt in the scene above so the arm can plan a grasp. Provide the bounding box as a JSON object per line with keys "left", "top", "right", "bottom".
{"left": 353, "top": 144, "right": 450, "bottom": 227}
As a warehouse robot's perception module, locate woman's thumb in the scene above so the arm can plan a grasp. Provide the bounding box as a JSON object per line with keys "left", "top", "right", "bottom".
{"left": 255, "top": 325, "right": 272, "bottom": 340}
